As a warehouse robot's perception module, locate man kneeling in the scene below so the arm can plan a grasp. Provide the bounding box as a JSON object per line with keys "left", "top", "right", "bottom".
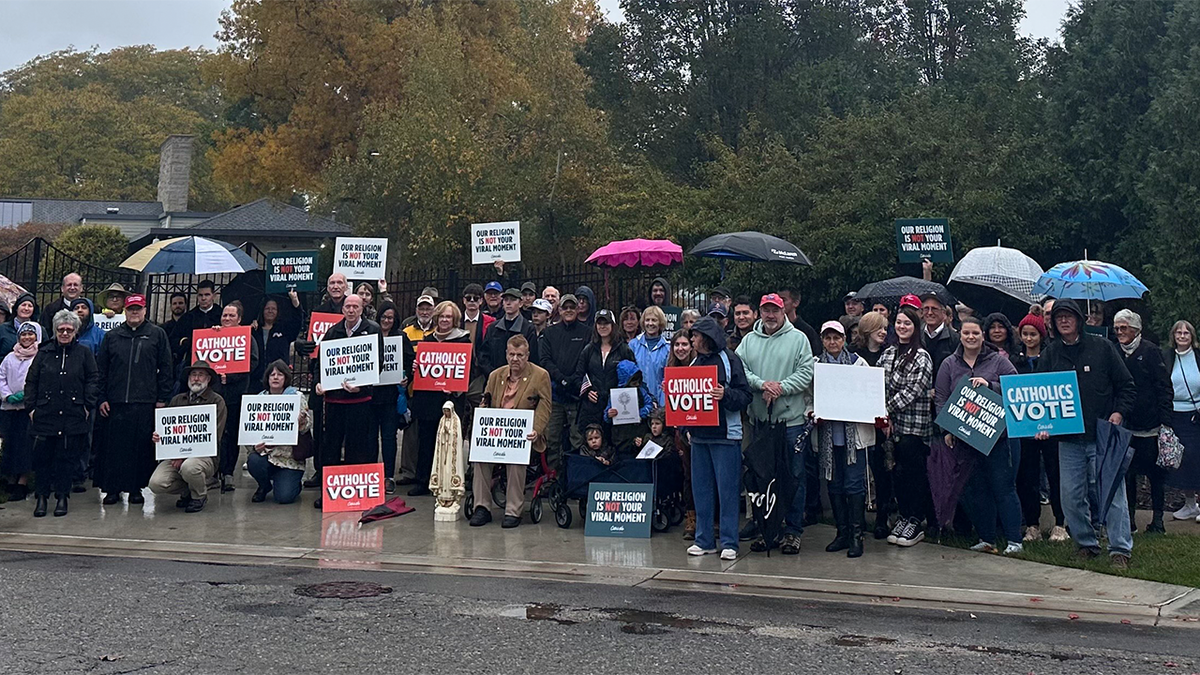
{"left": 149, "top": 361, "right": 228, "bottom": 513}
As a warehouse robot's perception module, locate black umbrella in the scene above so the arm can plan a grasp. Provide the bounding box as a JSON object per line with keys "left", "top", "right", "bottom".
{"left": 742, "top": 416, "right": 809, "bottom": 553}
{"left": 857, "top": 276, "right": 954, "bottom": 307}
{"left": 1095, "top": 419, "right": 1134, "bottom": 526}
{"left": 689, "top": 232, "right": 812, "bottom": 280}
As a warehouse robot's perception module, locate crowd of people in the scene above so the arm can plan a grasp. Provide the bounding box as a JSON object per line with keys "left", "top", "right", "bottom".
{"left": 3, "top": 267, "right": 1198, "bottom": 571}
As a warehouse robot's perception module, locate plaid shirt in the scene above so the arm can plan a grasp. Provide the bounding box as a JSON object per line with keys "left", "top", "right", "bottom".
{"left": 878, "top": 345, "right": 934, "bottom": 439}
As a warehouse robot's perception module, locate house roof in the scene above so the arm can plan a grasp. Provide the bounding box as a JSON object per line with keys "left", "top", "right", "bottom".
{"left": 184, "top": 198, "right": 349, "bottom": 235}
{"left": 4, "top": 197, "right": 165, "bottom": 224}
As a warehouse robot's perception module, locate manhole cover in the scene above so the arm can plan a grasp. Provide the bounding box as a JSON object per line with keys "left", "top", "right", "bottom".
{"left": 294, "top": 581, "right": 393, "bottom": 599}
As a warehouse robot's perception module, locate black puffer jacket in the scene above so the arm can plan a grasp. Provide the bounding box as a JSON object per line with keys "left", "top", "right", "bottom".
{"left": 26, "top": 337, "right": 100, "bottom": 437}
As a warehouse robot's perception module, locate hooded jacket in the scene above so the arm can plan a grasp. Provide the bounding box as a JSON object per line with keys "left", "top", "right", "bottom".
{"left": 735, "top": 318, "right": 814, "bottom": 427}
{"left": 934, "top": 342, "right": 1018, "bottom": 426}
{"left": 629, "top": 331, "right": 670, "bottom": 405}
{"left": 685, "top": 317, "right": 751, "bottom": 440}
{"left": 540, "top": 316, "right": 590, "bottom": 402}
{"left": 96, "top": 318, "right": 174, "bottom": 405}
{"left": 608, "top": 360, "right": 655, "bottom": 456}
{"left": 983, "top": 312, "right": 1019, "bottom": 357}
{"left": 648, "top": 277, "right": 682, "bottom": 337}
{"left": 71, "top": 298, "right": 105, "bottom": 355}
{"left": 1036, "top": 299, "right": 1136, "bottom": 441}
{"left": 574, "top": 286, "right": 597, "bottom": 326}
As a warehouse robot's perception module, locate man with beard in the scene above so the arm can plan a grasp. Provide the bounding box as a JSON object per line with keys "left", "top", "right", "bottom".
{"left": 149, "top": 360, "right": 228, "bottom": 513}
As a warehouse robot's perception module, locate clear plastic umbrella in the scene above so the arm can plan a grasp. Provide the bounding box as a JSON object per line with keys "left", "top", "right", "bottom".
{"left": 948, "top": 246, "right": 1044, "bottom": 310}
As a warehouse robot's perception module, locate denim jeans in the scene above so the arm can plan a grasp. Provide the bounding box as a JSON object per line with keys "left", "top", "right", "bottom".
{"left": 247, "top": 452, "right": 303, "bottom": 504}
{"left": 691, "top": 438, "right": 742, "bottom": 552}
{"left": 781, "top": 425, "right": 808, "bottom": 537}
{"left": 962, "top": 437, "right": 1022, "bottom": 544}
{"left": 829, "top": 447, "right": 868, "bottom": 496}
{"left": 1059, "top": 440, "right": 1133, "bottom": 556}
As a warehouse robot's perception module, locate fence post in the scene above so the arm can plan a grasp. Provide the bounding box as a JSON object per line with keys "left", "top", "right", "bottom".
{"left": 30, "top": 237, "right": 43, "bottom": 303}
{"left": 448, "top": 269, "right": 460, "bottom": 303}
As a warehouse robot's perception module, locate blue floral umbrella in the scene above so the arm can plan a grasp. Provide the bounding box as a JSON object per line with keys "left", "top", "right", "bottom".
{"left": 1033, "top": 260, "right": 1148, "bottom": 301}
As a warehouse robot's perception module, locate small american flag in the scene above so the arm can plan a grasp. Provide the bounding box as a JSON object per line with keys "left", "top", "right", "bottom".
{"left": 580, "top": 374, "right": 592, "bottom": 396}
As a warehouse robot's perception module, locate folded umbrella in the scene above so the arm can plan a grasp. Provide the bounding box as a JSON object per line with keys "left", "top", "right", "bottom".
{"left": 926, "top": 437, "right": 979, "bottom": 528}
{"left": 742, "top": 417, "right": 808, "bottom": 553}
{"left": 358, "top": 497, "right": 415, "bottom": 524}
{"left": 1094, "top": 419, "right": 1134, "bottom": 526}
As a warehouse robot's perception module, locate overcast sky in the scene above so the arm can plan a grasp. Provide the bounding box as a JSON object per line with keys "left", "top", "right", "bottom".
{"left": 0, "top": 0, "right": 1072, "bottom": 75}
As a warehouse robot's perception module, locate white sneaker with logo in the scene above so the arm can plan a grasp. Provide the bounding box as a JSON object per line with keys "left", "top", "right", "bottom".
{"left": 687, "top": 545, "right": 717, "bottom": 556}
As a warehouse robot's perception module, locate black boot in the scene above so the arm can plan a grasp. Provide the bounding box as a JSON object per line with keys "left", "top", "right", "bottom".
{"left": 826, "top": 495, "right": 851, "bottom": 553}
{"left": 53, "top": 495, "right": 68, "bottom": 517}
{"left": 873, "top": 503, "right": 892, "bottom": 540}
{"left": 1147, "top": 511, "right": 1166, "bottom": 534}
{"left": 33, "top": 495, "right": 48, "bottom": 518}
{"left": 847, "top": 494, "right": 865, "bottom": 558}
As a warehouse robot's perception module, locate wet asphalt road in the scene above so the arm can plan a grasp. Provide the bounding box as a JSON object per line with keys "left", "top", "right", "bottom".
{"left": 0, "top": 550, "right": 1195, "bottom": 674}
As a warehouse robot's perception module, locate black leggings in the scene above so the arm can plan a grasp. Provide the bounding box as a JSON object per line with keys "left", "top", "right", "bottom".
{"left": 1016, "top": 437, "right": 1064, "bottom": 527}
{"left": 868, "top": 429, "right": 894, "bottom": 516}
{"left": 893, "top": 434, "right": 933, "bottom": 523}
{"left": 1126, "top": 435, "right": 1167, "bottom": 516}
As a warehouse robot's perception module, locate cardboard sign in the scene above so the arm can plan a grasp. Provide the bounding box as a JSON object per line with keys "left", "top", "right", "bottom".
{"left": 813, "top": 362, "right": 887, "bottom": 424}
{"left": 333, "top": 237, "right": 388, "bottom": 279}
{"left": 663, "top": 366, "right": 718, "bottom": 427}
{"left": 379, "top": 335, "right": 406, "bottom": 386}
{"left": 94, "top": 314, "right": 125, "bottom": 332}
{"left": 319, "top": 334, "right": 380, "bottom": 392}
{"left": 191, "top": 326, "right": 252, "bottom": 374}
{"left": 895, "top": 217, "right": 954, "bottom": 263}
{"left": 265, "top": 250, "right": 318, "bottom": 293}
{"left": 412, "top": 341, "right": 472, "bottom": 392}
{"left": 1000, "top": 371, "right": 1085, "bottom": 438}
{"left": 468, "top": 408, "right": 534, "bottom": 465}
{"left": 585, "top": 483, "right": 654, "bottom": 538}
{"left": 471, "top": 221, "right": 521, "bottom": 264}
{"left": 154, "top": 404, "right": 218, "bottom": 460}
{"left": 935, "top": 376, "right": 1006, "bottom": 454}
{"left": 307, "top": 312, "right": 344, "bottom": 343}
{"left": 322, "top": 463, "right": 385, "bottom": 513}
{"left": 238, "top": 394, "right": 302, "bottom": 446}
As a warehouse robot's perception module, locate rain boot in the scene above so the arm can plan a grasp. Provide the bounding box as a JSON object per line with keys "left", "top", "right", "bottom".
{"left": 847, "top": 494, "right": 865, "bottom": 558}
{"left": 826, "top": 494, "right": 851, "bottom": 553}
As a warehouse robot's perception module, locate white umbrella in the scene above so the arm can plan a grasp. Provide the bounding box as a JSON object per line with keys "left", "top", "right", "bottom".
{"left": 948, "top": 246, "right": 1043, "bottom": 311}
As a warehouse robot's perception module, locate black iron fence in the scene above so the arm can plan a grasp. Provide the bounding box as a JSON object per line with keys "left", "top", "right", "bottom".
{"left": 0, "top": 238, "right": 138, "bottom": 312}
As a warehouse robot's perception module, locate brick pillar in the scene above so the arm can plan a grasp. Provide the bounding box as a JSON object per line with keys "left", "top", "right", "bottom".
{"left": 157, "top": 134, "right": 195, "bottom": 213}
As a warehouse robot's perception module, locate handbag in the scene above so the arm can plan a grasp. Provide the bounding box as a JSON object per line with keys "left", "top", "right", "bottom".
{"left": 1158, "top": 425, "right": 1184, "bottom": 469}
{"left": 292, "top": 429, "right": 315, "bottom": 462}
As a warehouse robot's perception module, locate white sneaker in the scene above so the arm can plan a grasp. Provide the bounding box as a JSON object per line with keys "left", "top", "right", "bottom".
{"left": 1023, "top": 526, "right": 1041, "bottom": 542}
{"left": 1172, "top": 501, "right": 1200, "bottom": 520}
{"left": 720, "top": 548, "right": 738, "bottom": 561}
{"left": 1048, "top": 525, "right": 1070, "bottom": 542}
{"left": 1003, "top": 542, "right": 1024, "bottom": 555}
{"left": 687, "top": 545, "right": 717, "bottom": 556}
{"left": 969, "top": 540, "right": 997, "bottom": 553}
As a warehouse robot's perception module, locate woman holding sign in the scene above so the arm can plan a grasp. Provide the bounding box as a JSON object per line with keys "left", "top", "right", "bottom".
{"left": 666, "top": 331, "right": 697, "bottom": 539}
{"left": 247, "top": 361, "right": 312, "bottom": 504}
{"left": 935, "top": 316, "right": 1021, "bottom": 555}
{"left": 373, "top": 302, "right": 413, "bottom": 494}
{"left": 410, "top": 301, "right": 471, "bottom": 497}
{"left": 574, "top": 310, "right": 635, "bottom": 439}
{"left": 878, "top": 307, "right": 935, "bottom": 547}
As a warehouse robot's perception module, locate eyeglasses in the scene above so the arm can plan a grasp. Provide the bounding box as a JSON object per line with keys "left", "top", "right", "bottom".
{"left": 56, "top": 327, "right": 75, "bottom": 334}
{"left": 1114, "top": 325, "right": 1135, "bottom": 332}
{"left": 921, "top": 306, "right": 942, "bottom": 314}
{"left": 463, "top": 296, "right": 480, "bottom": 302}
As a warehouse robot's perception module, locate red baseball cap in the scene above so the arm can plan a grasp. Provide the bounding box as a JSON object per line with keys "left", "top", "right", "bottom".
{"left": 759, "top": 293, "right": 785, "bottom": 308}
{"left": 124, "top": 294, "right": 147, "bottom": 308}
{"left": 899, "top": 294, "right": 922, "bottom": 310}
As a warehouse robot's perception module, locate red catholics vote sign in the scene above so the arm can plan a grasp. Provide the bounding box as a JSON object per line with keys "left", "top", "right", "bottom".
{"left": 191, "top": 326, "right": 252, "bottom": 374}
{"left": 308, "top": 312, "right": 344, "bottom": 343}
{"left": 663, "top": 365, "right": 719, "bottom": 427}
{"left": 412, "top": 342, "right": 472, "bottom": 393}
{"left": 322, "top": 463, "right": 385, "bottom": 513}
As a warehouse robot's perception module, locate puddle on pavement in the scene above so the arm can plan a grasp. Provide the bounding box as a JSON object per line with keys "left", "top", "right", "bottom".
{"left": 294, "top": 581, "right": 393, "bottom": 599}
{"left": 935, "top": 642, "right": 1083, "bottom": 662}
{"left": 831, "top": 634, "right": 899, "bottom": 647}
{"left": 505, "top": 602, "right": 750, "bottom": 635}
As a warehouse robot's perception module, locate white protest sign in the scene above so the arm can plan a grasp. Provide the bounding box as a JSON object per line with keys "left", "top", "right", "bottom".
{"left": 238, "top": 394, "right": 302, "bottom": 446}
{"left": 471, "top": 221, "right": 521, "bottom": 265}
{"left": 155, "top": 404, "right": 218, "bottom": 460}
{"left": 636, "top": 439, "right": 664, "bottom": 460}
{"left": 318, "top": 334, "right": 380, "bottom": 392}
{"left": 94, "top": 314, "right": 125, "bottom": 332}
{"left": 379, "top": 335, "right": 406, "bottom": 386}
{"left": 333, "top": 237, "right": 388, "bottom": 279}
{"left": 469, "top": 407, "right": 534, "bottom": 465}
{"left": 813, "top": 362, "right": 887, "bottom": 424}
{"left": 610, "top": 387, "right": 640, "bottom": 425}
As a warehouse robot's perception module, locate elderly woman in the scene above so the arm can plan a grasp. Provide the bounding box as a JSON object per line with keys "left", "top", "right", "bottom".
{"left": 1112, "top": 310, "right": 1173, "bottom": 533}
{"left": 25, "top": 310, "right": 99, "bottom": 517}
{"left": 0, "top": 322, "right": 41, "bottom": 501}
{"left": 630, "top": 305, "right": 669, "bottom": 405}
{"left": 247, "top": 360, "right": 312, "bottom": 504}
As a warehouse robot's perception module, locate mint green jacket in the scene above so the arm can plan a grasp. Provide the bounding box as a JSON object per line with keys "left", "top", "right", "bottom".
{"left": 735, "top": 319, "right": 814, "bottom": 426}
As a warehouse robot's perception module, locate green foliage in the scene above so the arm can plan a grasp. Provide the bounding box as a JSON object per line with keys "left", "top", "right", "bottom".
{"left": 53, "top": 225, "right": 131, "bottom": 270}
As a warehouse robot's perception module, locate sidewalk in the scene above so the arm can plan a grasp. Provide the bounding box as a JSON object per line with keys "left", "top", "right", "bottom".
{"left": 0, "top": 476, "right": 1197, "bottom": 626}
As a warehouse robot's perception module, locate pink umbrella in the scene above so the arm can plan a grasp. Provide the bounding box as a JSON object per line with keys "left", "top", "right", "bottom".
{"left": 586, "top": 239, "right": 683, "bottom": 268}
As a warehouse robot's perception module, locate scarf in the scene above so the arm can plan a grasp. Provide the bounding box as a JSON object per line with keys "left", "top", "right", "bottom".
{"left": 816, "top": 349, "right": 861, "bottom": 480}
{"left": 1120, "top": 335, "right": 1142, "bottom": 356}
{"left": 12, "top": 338, "right": 38, "bottom": 361}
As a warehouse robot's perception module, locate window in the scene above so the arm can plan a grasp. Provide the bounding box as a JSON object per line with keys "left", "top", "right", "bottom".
{"left": 0, "top": 201, "right": 32, "bottom": 228}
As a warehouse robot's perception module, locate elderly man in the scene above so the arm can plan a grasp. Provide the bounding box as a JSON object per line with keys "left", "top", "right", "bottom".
{"left": 313, "top": 293, "right": 382, "bottom": 509}
{"left": 919, "top": 292, "right": 959, "bottom": 376}
{"left": 542, "top": 286, "right": 560, "bottom": 322}
{"left": 39, "top": 272, "right": 84, "bottom": 334}
{"left": 735, "top": 293, "right": 815, "bottom": 554}
{"left": 95, "top": 294, "right": 173, "bottom": 505}
{"left": 297, "top": 272, "right": 350, "bottom": 488}
{"left": 1036, "top": 299, "right": 1137, "bottom": 568}
{"left": 149, "top": 360, "right": 228, "bottom": 513}
{"left": 469, "top": 335, "right": 551, "bottom": 529}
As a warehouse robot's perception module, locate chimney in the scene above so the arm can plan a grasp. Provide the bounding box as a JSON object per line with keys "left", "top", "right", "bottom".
{"left": 157, "top": 134, "right": 195, "bottom": 213}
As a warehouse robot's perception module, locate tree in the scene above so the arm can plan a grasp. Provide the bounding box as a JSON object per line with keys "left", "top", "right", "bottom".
{"left": 53, "top": 225, "right": 130, "bottom": 271}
